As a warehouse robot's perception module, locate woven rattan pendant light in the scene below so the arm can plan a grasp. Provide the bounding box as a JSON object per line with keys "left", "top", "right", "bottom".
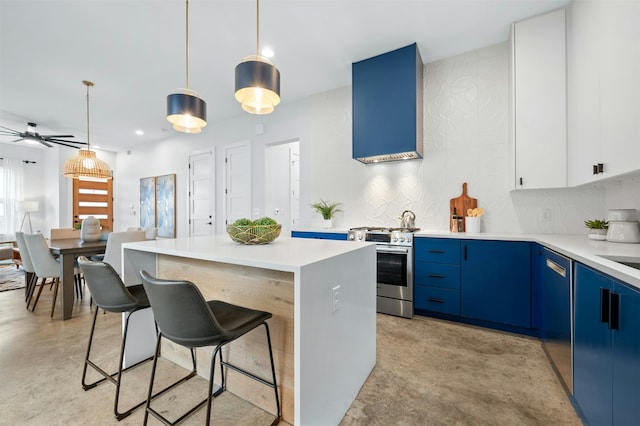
{"left": 234, "top": 0, "right": 280, "bottom": 114}
{"left": 166, "top": 0, "right": 207, "bottom": 133}
{"left": 63, "top": 81, "right": 112, "bottom": 180}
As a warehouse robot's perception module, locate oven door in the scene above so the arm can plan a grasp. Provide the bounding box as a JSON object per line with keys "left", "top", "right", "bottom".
{"left": 376, "top": 246, "right": 413, "bottom": 302}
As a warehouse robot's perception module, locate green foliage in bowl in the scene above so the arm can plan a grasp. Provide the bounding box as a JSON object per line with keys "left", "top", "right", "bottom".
{"left": 227, "top": 217, "right": 281, "bottom": 244}
{"left": 584, "top": 219, "right": 609, "bottom": 230}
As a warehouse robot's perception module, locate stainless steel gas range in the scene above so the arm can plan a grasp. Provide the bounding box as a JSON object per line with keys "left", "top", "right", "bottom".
{"left": 347, "top": 227, "right": 419, "bottom": 319}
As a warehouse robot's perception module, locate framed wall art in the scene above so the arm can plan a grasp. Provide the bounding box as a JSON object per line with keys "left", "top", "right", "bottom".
{"left": 155, "top": 173, "right": 176, "bottom": 238}
{"left": 139, "top": 176, "right": 156, "bottom": 229}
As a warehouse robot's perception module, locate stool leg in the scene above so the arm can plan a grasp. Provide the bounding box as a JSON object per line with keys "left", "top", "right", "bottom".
{"left": 206, "top": 345, "right": 225, "bottom": 426}
{"left": 143, "top": 335, "right": 200, "bottom": 426}
{"left": 82, "top": 308, "right": 100, "bottom": 390}
{"left": 264, "top": 322, "right": 282, "bottom": 422}
{"left": 143, "top": 331, "right": 163, "bottom": 426}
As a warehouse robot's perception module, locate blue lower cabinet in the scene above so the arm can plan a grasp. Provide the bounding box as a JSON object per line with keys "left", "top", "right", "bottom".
{"left": 574, "top": 263, "right": 640, "bottom": 426}
{"left": 414, "top": 286, "right": 460, "bottom": 315}
{"left": 291, "top": 231, "right": 347, "bottom": 240}
{"left": 414, "top": 262, "right": 460, "bottom": 290}
{"left": 460, "top": 240, "right": 532, "bottom": 328}
{"left": 612, "top": 282, "right": 640, "bottom": 425}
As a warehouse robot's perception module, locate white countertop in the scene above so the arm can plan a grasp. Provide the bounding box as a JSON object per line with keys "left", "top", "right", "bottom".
{"left": 122, "top": 234, "right": 374, "bottom": 273}
{"left": 415, "top": 230, "right": 640, "bottom": 289}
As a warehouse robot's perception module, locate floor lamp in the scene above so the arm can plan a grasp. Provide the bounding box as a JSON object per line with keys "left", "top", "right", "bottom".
{"left": 18, "top": 201, "right": 39, "bottom": 233}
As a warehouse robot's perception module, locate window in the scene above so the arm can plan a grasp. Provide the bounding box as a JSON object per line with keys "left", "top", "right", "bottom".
{"left": 72, "top": 177, "right": 113, "bottom": 232}
{"left": 0, "top": 159, "right": 24, "bottom": 235}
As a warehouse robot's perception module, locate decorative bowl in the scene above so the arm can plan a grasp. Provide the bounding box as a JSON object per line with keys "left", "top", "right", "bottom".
{"left": 226, "top": 224, "right": 282, "bottom": 244}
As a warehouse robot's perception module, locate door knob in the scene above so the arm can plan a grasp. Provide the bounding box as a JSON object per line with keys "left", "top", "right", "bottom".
{"left": 206, "top": 222, "right": 212, "bottom": 225}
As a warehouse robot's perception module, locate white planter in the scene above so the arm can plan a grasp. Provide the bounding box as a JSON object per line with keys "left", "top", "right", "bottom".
{"left": 323, "top": 219, "right": 333, "bottom": 229}
{"left": 587, "top": 229, "right": 608, "bottom": 241}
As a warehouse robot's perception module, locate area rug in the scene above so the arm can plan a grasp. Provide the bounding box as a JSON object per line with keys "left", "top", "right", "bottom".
{"left": 0, "top": 264, "right": 25, "bottom": 292}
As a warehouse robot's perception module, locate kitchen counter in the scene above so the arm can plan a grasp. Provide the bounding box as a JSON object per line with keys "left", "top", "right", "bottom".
{"left": 121, "top": 235, "right": 376, "bottom": 425}
{"left": 415, "top": 231, "right": 640, "bottom": 289}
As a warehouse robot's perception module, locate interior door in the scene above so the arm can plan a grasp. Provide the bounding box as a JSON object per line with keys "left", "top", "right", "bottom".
{"left": 189, "top": 150, "right": 215, "bottom": 236}
{"left": 223, "top": 141, "right": 251, "bottom": 226}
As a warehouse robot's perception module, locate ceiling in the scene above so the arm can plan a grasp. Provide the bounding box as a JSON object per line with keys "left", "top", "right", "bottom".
{"left": 0, "top": 0, "right": 570, "bottom": 152}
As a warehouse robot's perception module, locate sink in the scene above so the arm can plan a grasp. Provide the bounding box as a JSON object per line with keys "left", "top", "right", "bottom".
{"left": 597, "top": 254, "right": 640, "bottom": 271}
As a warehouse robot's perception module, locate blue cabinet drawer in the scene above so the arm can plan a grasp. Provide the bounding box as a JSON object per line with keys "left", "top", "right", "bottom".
{"left": 415, "top": 262, "right": 460, "bottom": 289}
{"left": 415, "top": 238, "right": 460, "bottom": 264}
{"left": 415, "top": 286, "right": 460, "bottom": 315}
{"left": 291, "top": 231, "right": 347, "bottom": 240}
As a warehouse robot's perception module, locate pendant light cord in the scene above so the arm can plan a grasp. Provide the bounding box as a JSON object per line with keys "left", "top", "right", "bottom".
{"left": 256, "top": 0, "right": 259, "bottom": 56}
{"left": 83, "top": 80, "right": 94, "bottom": 150}
{"left": 186, "top": 0, "right": 190, "bottom": 89}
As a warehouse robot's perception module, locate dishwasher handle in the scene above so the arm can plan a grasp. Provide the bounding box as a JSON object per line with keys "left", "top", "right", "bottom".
{"left": 546, "top": 258, "right": 566, "bottom": 278}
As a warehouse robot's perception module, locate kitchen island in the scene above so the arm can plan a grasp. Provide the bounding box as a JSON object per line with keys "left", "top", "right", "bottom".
{"left": 121, "top": 235, "right": 376, "bottom": 425}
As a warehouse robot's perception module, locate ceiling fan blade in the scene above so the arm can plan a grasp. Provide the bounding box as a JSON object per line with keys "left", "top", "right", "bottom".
{"left": 0, "top": 125, "right": 19, "bottom": 133}
{"left": 39, "top": 139, "right": 53, "bottom": 148}
{"left": 41, "top": 134, "right": 75, "bottom": 138}
{"left": 46, "top": 138, "right": 87, "bottom": 145}
{"left": 48, "top": 140, "right": 83, "bottom": 149}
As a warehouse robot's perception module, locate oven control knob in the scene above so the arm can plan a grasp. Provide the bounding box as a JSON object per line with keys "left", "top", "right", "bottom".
{"left": 400, "top": 237, "right": 405, "bottom": 242}
{"left": 348, "top": 234, "right": 355, "bottom": 240}
{"left": 407, "top": 237, "right": 412, "bottom": 243}
{"left": 393, "top": 237, "right": 398, "bottom": 242}
{"left": 358, "top": 234, "right": 363, "bottom": 241}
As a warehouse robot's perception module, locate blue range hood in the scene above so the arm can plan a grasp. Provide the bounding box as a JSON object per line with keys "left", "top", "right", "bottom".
{"left": 352, "top": 43, "right": 423, "bottom": 164}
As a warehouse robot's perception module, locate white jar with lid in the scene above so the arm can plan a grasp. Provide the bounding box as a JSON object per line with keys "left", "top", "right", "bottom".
{"left": 607, "top": 209, "right": 640, "bottom": 243}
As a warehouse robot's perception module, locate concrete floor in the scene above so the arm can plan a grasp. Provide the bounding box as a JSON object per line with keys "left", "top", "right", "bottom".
{"left": 0, "top": 284, "right": 581, "bottom": 425}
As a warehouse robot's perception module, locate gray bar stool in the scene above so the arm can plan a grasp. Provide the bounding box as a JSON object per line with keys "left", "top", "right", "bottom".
{"left": 139, "top": 270, "right": 281, "bottom": 426}
{"left": 77, "top": 257, "right": 191, "bottom": 420}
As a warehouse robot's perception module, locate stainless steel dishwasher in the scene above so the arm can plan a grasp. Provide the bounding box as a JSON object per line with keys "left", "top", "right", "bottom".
{"left": 540, "top": 248, "right": 573, "bottom": 393}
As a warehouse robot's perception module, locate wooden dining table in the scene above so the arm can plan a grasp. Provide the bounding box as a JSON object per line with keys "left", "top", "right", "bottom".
{"left": 49, "top": 238, "right": 107, "bottom": 320}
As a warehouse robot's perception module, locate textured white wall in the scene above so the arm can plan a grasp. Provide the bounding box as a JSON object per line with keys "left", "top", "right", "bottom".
{"left": 307, "top": 42, "right": 607, "bottom": 234}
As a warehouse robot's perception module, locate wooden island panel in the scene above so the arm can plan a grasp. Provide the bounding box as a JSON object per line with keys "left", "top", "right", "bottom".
{"left": 158, "top": 255, "right": 295, "bottom": 423}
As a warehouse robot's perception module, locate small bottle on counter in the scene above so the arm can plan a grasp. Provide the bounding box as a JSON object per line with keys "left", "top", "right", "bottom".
{"left": 458, "top": 214, "right": 464, "bottom": 232}
{"left": 451, "top": 208, "right": 459, "bottom": 233}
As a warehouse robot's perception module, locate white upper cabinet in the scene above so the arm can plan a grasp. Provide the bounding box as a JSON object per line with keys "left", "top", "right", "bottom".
{"left": 568, "top": 1, "right": 640, "bottom": 186}
{"left": 511, "top": 8, "right": 567, "bottom": 190}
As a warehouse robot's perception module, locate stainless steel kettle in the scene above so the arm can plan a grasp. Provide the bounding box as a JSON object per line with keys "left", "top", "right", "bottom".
{"left": 400, "top": 210, "right": 416, "bottom": 229}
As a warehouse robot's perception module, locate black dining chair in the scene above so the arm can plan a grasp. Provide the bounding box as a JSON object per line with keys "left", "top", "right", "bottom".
{"left": 139, "top": 270, "right": 281, "bottom": 426}
{"left": 77, "top": 257, "right": 190, "bottom": 420}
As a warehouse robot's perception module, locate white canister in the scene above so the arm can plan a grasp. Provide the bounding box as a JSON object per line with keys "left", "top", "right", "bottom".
{"left": 607, "top": 222, "right": 640, "bottom": 243}
{"left": 465, "top": 216, "right": 481, "bottom": 233}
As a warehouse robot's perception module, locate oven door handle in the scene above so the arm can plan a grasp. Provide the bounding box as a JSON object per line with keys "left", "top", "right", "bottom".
{"left": 377, "top": 247, "right": 410, "bottom": 255}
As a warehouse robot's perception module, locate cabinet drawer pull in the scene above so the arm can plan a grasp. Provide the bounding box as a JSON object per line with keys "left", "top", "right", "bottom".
{"left": 428, "top": 249, "right": 445, "bottom": 254}
{"left": 428, "top": 297, "right": 445, "bottom": 304}
{"left": 546, "top": 259, "right": 566, "bottom": 277}
{"left": 428, "top": 274, "right": 445, "bottom": 279}
{"left": 609, "top": 292, "right": 620, "bottom": 331}
{"left": 600, "top": 288, "right": 610, "bottom": 324}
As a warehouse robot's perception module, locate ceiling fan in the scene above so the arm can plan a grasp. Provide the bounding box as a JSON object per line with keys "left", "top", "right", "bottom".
{"left": 0, "top": 122, "right": 87, "bottom": 149}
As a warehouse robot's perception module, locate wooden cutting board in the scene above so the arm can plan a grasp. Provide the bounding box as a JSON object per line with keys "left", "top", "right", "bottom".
{"left": 449, "top": 182, "right": 477, "bottom": 232}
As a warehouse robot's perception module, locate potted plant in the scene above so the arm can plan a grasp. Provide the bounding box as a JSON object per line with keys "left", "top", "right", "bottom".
{"left": 585, "top": 219, "right": 609, "bottom": 240}
{"left": 311, "top": 199, "right": 343, "bottom": 228}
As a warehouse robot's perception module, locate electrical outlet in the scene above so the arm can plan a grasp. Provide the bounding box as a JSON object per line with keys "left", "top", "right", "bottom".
{"left": 252, "top": 208, "right": 260, "bottom": 216}
{"left": 541, "top": 208, "right": 552, "bottom": 222}
{"left": 332, "top": 285, "right": 341, "bottom": 313}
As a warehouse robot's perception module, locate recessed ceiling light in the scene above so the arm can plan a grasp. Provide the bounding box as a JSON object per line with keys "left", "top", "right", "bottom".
{"left": 261, "top": 47, "right": 274, "bottom": 58}
{"left": 135, "top": 129, "right": 144, "bottom": 136}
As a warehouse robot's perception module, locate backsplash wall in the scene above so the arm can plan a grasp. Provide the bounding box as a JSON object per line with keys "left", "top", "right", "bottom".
{"left": 308, "top": 41, "right": 607, "bottom": 234}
